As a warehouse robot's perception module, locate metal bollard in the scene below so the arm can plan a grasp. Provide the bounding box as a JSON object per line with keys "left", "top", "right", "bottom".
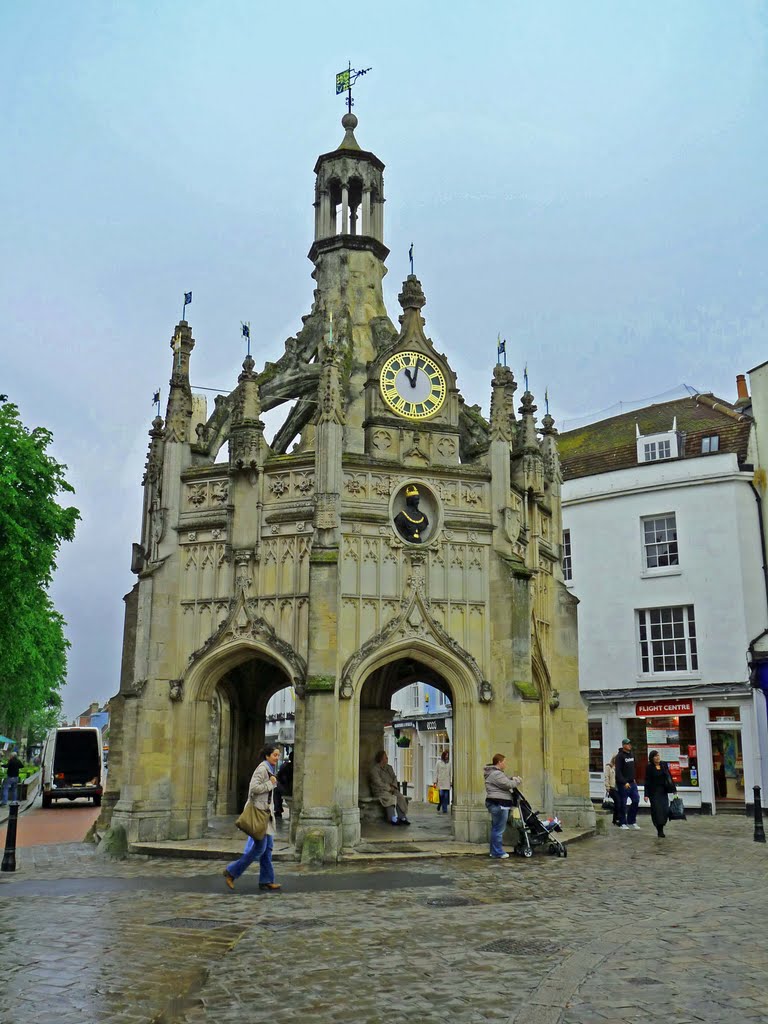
{"left": 754, "top": 786, "right": 766, "bottom": 844}
{"left": 1, "top": 802, "right": 19, "bottom": 871}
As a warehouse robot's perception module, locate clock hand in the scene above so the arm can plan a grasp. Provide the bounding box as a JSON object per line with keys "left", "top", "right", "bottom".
{"left": 404, "top": 367, "right": 417, "bottom": 388}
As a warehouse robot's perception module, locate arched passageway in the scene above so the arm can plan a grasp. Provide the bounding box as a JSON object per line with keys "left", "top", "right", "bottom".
{"left": 205, "top": 656, "right": 293, "bottom": 822}
{"left": 357, "top": 657, "right": 456, "bottom": 837}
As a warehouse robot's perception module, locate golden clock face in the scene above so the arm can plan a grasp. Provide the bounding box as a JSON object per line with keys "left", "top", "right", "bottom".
{"left": 379, "top": 351, "right": 447, "bottom": 420}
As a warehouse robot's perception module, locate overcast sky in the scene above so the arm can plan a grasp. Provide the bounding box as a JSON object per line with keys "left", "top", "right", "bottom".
{"left": 2, "top": 2, "right": 766, "bottom": 719}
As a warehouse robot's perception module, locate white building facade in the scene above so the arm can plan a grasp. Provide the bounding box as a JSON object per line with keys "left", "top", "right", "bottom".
{"left": 385, "top": 682, "right": 453, "bottom": 803}
{"left": 561, "top": 393, "right": 768, "bottom": 814}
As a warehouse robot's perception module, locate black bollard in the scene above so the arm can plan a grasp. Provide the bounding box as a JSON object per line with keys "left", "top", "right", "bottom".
{"left": 1, "top": 802, "right": 19, "bottom": 871}
{"left": 754, "top": 786, "right": 766, "bottom": 844}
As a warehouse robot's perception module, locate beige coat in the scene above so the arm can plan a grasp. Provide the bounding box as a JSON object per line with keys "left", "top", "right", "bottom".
{"left": 434, "top": 759, "right": 452, "bottom": 790}
{"left": 604, "top": 763, "right": 616, "bottom": 791}
{"left": 248, "top": 760, "right": 276, "bottom": 836}
{"left": 369, "top": 762, "right": 404, "bottom": 807}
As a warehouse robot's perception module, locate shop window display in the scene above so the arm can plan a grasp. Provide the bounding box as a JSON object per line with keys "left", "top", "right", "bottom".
{"left": 626, "top": 714, "right": 698, "bottom": 786}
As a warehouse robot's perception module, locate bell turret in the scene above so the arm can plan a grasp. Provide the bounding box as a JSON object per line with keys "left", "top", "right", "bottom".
{"left": 309, "top": 113, "right": 388, "bottom": 262}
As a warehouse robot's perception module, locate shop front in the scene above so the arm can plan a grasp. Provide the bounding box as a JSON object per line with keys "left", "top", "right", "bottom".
{"left": 386, "top": 714, "right": 452, "bottom": 802}
{"left": 586, "top": 688, "right": 754, "bottom": 814}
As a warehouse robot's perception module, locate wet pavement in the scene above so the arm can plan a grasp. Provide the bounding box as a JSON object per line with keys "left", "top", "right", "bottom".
{"left": 0, "top": 814, "right": 766, "bottom": 1024}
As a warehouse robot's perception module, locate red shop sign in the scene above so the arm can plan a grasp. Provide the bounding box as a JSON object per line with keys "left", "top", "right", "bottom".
{"left": 635, "top": 700, "right": 694, "bottom": 717}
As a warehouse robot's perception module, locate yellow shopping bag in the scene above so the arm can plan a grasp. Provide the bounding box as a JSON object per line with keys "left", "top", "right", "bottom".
{"left": 427, "top": 784, "right": 439, "bottom": 804}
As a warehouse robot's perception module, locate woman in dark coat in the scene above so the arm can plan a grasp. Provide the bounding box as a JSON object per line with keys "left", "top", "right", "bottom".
{"left": 643, "top": 750, "right": 676, "bottom": 838}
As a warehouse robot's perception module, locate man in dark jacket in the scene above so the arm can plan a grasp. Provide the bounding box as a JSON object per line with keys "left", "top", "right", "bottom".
{"left": 1, "top": 751, "right": 23, "bottom": 805}
{"left": 614, "top": 739, "right": 640, "bottom": 830}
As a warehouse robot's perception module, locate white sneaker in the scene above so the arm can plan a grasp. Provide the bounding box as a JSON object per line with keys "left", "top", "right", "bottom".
{"left": 631, "top": 824, "right": 641, "bottom": 830}
{"left": 619, "top": 824, "right": 629, "bottom": 830}
{"left": 490, "top": 853, "right": 510, "bottom": 859}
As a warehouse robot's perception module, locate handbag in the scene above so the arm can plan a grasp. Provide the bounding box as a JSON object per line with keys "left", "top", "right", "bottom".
{"left": 668, "top": 796, "right": 686, "bottom": 821}
{"left": 427, "top": 784, "right": 439, "bottom": 805}
{"left": 235, "top": 789, "right": 272, "bottom": 840}
{"left": 602, "top": 793, "right": 614, "bottom": 811}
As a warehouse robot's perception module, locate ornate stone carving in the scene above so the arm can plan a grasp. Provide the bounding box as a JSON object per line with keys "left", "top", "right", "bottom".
{"left": 295, "top": 472, "right": 314, "bottom": 495}
{"left": 339, "top": 582, "right": 484, "bottom": 697}
{"left": 168, "top": 679, "right": 184, "bottom": 702}
{"left": 314, "top": 493, "right": 338, "bottom": 531}
{"left": 372, "top": 475, "right": 391, "bottom": 499}
{"left": 188, "top": 591, "right": 307, "bottom": 692}
{"left": 478, "top": 680, "right": 494, "bottom": 703}
{"left": 211, "top": 483, "right": 228, "bottom": 505}
{"left": 345, "top": 474, "right": 366, "bottom": 497}
{"left": 125, "top": 678, "right": 148, "bottom": 699}
{"left": 270, "top": 477, "right": 289, "bottom": 497}
{"left": 233, "top": 549, "right": 252, "bottom": 593}
{"left": 187, "top": 483, "right": 207, "bottom": 507}
{"left": 372, "top": 429, "right": 392, "bottom": 451}
{"left": 437, "top": 436, "right": 456, "bottom": 458}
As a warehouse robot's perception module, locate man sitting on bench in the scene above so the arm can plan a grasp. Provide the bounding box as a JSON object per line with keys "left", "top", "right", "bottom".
{"left": 369, "top": 750, "right": 411, "bottom": 826}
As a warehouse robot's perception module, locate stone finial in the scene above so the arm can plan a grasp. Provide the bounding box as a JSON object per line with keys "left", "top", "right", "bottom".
{"left": 338, "top": 112, "right": 361, "bottom": 152}
{"left": 165, "top": 321, "right": 195, "bottom": 443}
{"left": 398, "top": 274, "right": 427, "bottom": 312}
{"left": 490, "top": 365, "right": 516, "bottom": 443}
{"left": 517, "top": 391, "right": 539, "bottom": 450}
{"left": 540, "top": 410, "right": 561, "bottom": 482}
{"left": 229, "top": 355, "right": 265, "bottom": 472}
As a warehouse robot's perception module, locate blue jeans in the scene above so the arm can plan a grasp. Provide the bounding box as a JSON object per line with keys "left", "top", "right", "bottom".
{"left": 617, "top": 782, "right": 640, "bottom": 825}
{"left": 1, "top": 777, "right": 19, "bottom": 804}
{"left": 488, "top": 801, "right": 510, "bottom": 857}
{"left": 226, "top": 834, "right": 274, "bottom": 885}
{"left": 438, "top": 789, "right": 450, "bottom": 813}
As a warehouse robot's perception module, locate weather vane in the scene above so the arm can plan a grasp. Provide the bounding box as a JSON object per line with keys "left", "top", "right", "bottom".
{"left": 336, "top": 61, "right": 372, "bottom": 114}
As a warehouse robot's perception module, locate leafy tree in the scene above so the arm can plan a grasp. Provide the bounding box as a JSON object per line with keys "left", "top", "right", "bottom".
{"left": 0, "top": 396, "right": 80, "bottom": 731}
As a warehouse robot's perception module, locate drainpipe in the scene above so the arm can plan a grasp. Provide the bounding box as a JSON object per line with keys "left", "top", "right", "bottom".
{"left": 747, "top": 481, "right": 768, "bottom": 790}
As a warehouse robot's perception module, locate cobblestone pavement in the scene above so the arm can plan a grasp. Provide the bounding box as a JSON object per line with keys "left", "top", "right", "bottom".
{"left": 0, "top": 816, "right": 766, "bottom": 1024}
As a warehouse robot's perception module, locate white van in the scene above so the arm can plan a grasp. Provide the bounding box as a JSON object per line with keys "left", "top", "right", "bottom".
{"left": 41, "top": 727, "right": 103, "bottom": 808}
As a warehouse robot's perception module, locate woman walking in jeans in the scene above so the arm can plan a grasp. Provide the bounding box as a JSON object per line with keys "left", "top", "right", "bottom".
{"left": 483, "top": 754, "right": 522, "bottom": 859}
{"left": 223, "top": 745, "right": 282, "bottom": 892}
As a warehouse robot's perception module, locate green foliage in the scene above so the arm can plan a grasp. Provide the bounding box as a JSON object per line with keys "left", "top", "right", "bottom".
{"left": 0, "top": 398, "right": 80, "bottom": 731}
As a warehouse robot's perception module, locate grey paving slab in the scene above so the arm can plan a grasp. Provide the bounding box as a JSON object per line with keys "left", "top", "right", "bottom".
{"left": 0, "top": 816, "right": 766, "bottom": 1024}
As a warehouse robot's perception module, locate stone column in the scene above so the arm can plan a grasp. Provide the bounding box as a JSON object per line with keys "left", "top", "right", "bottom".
{"left": 341, "top": 184, "right": 349, "bottom": 235}
{"left": 361, "top": 187, "right": 372, "bottom": 235}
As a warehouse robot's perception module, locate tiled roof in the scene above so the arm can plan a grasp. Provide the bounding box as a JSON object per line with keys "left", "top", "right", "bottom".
{"left": 558, "top": 395, "right": 752, "bottom": 481}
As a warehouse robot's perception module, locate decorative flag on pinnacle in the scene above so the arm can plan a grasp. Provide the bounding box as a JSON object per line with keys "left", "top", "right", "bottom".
{"left": 241, "top": 323, "right": 250, "bottom": 339}
{"left": 184, "top": 291, "right": 192, "bottom": 306}
{"left": 524, "top": 363, "right": 529, "bottom": 391}
{"left": 545, "top": 388, "right": 549, "bottom": 414}
{"left": 497, "top": 335, "right": 506, "bottom": 366}
{"left": 336, "top": 69, "right": 351, "bottom": 95}
{"left": 409, "top": 243, "right": 414, "bottom": 275}
{"left": 152, "top": 389, "right": 160, "bottom": 407}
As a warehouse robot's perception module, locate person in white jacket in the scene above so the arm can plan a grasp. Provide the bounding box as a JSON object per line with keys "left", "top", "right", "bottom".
{"left": 223, "top": 745, "right": 282, "bottom": 892}
{"left": 483, "top": 754, "right": 522, "bottom": 859}
{"left": 434, "top": 750, "right": 451, "bottom": 814}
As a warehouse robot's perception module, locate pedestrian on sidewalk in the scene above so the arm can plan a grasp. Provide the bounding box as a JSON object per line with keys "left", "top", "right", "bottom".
{"left": 615, "top": 739, "right": 641, "bottom": 830}
{"left": 483, "top": 754, "right": 521, "bottom": 859}
{"left": 644, "top": 750, "right": 676, "bottom": 838}
{"left": 1, "top": 751, "right": 23, "bottom": 805}
{"left": 604, "top": 756, "right": 620, "bottom": 826}
{"left": 223, "top": 745, "right": 281, "bottom": 892}
{"left": 434, "top": 750, "right": 451, "bottom": 814}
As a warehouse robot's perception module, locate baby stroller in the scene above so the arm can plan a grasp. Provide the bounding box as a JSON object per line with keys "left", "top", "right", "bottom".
{"left": 510, "top": 790, "right": 568, "bottom": 858}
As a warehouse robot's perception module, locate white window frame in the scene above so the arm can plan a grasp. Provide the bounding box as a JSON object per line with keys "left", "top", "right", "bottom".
{"left": 562, "top": 528, "right": 572, "bottom": 581}
{"left": 641, "top": 513, "right": 680, "bottom": 574}
{"left": 702, "top": 435, "right": 720, "bottom": 454}
{"left": 637, "top": 606, "right": 699, "bottom": 678}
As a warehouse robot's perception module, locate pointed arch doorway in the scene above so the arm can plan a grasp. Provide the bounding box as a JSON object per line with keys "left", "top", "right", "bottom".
{"left": 353, "top": 648, "right": 485, "bottom": 844}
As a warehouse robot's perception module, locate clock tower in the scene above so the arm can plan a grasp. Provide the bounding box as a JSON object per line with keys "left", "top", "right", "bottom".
{"left": 106, "top": 110, "right": 594, "bottom": 860}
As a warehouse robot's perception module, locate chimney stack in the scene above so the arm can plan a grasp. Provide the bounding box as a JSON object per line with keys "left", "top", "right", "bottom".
{"left": 736, "top": 374, "right": 749, "bottom": 401}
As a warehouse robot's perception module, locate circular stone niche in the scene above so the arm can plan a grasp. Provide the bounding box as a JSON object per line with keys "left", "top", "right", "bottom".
{"left": 389, "top": 480, "right": 442, "bottom": 546}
